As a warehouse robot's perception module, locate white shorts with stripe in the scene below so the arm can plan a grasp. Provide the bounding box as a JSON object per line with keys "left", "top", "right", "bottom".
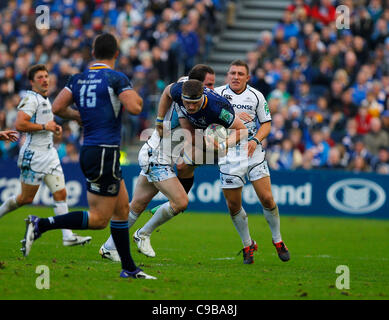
{"left": 219, "top": 143, "right": 270, "bottom": 189}
{"left": 17, "top": 143, "right": 63, "bottom": 185}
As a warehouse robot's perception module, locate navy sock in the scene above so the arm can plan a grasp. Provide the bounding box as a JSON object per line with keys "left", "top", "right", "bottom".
{"left": 38, "top": 210, "right": 89, "bottom": 233}
{"left": 110, "top": 220, "right": 137, "bottom": 272}
{"left": 178, "top": 176, "right": 194, "bottom": 194}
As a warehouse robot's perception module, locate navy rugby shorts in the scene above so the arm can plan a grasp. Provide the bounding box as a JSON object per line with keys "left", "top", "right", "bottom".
{"left": 80, "top": 145, "right": 122, "bottom": 197}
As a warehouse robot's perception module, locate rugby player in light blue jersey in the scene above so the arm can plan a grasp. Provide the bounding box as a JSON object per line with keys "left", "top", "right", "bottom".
{"left": 21, "top": 33, "right": 156, "bottom": 280}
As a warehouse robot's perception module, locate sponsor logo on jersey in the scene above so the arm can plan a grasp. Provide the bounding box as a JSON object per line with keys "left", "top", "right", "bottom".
{"left": 264, "top": 101, "right": 270, "bottom": 115}
{"left": 232, "top": 104, "right": 253, "bottom": 110}
{"left": 219, "top": 109, "right": 233, "bottom": 123}
{"left": 223, "top": 94, "right": 233, "bottom": 101}
{"left": 326, "top": 178, "right": 386, "bottom": 214}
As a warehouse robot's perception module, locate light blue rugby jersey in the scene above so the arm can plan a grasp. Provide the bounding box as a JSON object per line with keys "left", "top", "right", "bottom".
{"left": 65, "top": 63, "right": 133, "bottom": 146}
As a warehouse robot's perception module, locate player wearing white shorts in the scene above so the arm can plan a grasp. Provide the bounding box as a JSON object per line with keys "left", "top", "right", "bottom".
{"left": 214, "top": 60, "right": 290, "bottom": 263}
{"left": 0, "top": 64, "right": 91, "bottom": 247}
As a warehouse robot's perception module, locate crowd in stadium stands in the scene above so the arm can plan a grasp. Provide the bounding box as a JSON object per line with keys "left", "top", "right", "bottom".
{"left": 0, "top": 0, "right": 389, "bottom": 174}
{"left": 248, "top": 0, "right": 389, "bottom": 174}
{"left": 0, "top": 0, "right": 226, "bottom": 162}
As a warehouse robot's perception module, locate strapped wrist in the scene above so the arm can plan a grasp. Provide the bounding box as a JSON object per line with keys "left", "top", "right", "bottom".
{"left": 251, "top": 137, "right": 260, "bottom": 145}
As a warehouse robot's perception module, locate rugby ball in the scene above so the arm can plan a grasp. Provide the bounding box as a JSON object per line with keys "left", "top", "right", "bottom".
{"left": 204, "top": 123, "right": 227, "bottom": 149}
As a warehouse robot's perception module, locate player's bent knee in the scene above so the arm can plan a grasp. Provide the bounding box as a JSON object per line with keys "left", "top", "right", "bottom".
{"left": 226, "top": 200, "right": 242, "bottom": 215}
{"left": 173, "top": 196, "right": 188, "bottom": 213}
{"left": 261, "top": 195, "right": 275, "bottom": 209}
{"left": 45, "top": 174, "right": 66, "bottom": 194}
{"left": 18, "top": 196, "right": 34, "bottom": 206}
{"left": 130, "top": 200, "right": 147, "bottom": 215}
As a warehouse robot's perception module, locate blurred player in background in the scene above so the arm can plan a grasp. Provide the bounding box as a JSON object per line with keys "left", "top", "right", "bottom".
{"left": 20, "top": 34, "right": 156, "bottom": 279}
{"left": 215, "top": 60, "right": 290, "bottom": 263}
{"left": 0, "top": 64, "right": 92, "bottom": 247}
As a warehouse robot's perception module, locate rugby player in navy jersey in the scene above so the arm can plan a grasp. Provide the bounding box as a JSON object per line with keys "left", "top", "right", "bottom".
{"left": 130, "top": 79, "right": 248, "bottom": 258}
{"left": 20, "top": 33, "right": 156, "bottom": 279}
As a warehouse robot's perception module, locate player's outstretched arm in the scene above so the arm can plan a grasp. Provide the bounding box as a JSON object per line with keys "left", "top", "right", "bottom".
{"left": 0, "top": 130, "right": 18, "bottom": 142}
{"left": 52, "top": 88, "right": 82, "bottom": 124}
{"left": 119, "top": 90, "right": 143, "bottom": 115}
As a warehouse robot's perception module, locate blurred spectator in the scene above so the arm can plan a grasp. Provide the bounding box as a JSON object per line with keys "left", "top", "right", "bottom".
{"left": 273, "top": 10, "right": 300, "bottom": 41}
{"left": 310, "top": 0, "right": 336, "bottom": 27}
{"left": 249, "top": 67, "right": 271, "bottom": 98}
{"left": 355, "top": 105, "right": 373, "bottom": 135}
{"left": 287, "top": 0, "right": 311, "bottom": 17}
{"left": 177, "top": 18, "right": 199, "bottom": 74}
{"left": 62, "top": 142, "right": 79, "bottom": 164}
{"left": 323, "top": 146, "right": 346, "bottom": 170}
{"left": 347, "top": 155, "right": 372, "bottom": 173}
{"left": 349, "top": 137, "right": 374, "bottom": 166}
{"left": 305, "top": 129, "right": 330, "bottom": 168}
{"left": 267, "top": 112, "right": 286, "bottom": 148}
{"left": 268, "top": 138, "right": 303, "bottom": 170}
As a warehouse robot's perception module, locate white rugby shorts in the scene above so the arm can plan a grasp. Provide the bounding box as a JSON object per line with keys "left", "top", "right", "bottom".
{"left": 219, "top": 143, "right": 270, "bottom": 188}
{"left": 138, "top": 143, "right": 177, "bottom": 182}
{"left": 17, "top": 144, "right": 63, "bottom": 185}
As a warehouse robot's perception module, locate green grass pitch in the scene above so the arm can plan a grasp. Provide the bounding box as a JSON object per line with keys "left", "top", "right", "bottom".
{"left": 0, "top": 206, "right": 388, "bottom": 300}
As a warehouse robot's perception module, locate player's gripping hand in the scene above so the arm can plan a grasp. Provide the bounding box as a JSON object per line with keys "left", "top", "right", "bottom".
{"left": 247, "top": 140, "right": 257, "bottom": 158}
{"left": 44, "top": 120, "right": 62, "bottom": 136}
{"left": 0, "top": 130, "right": 19, "bottom": 142}
{"left": 238, "top": 112, "right": 254, "bottom": 123}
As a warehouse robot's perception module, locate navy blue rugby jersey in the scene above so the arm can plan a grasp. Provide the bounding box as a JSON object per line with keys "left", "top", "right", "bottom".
{"left": 170, "top": 82, "right": 236, "bottom": 129}
{"left": 65, "top": 63, "right": 133, "bottom": 146}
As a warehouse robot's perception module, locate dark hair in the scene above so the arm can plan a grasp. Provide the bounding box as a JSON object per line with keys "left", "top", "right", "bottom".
{"left": 188, "top": 64, "right": 215, "bottom": 82}
{"left": 182, "top": 79, "right": 203, "bottom": 99}
{"left": 229, "top": 59, "right": 249, "bottom": 74}
{"left": 27, "top": 64, "right": 48, "bottom": 81}
{"left": 93, "top": 33, "right": 119, "bottom": 60}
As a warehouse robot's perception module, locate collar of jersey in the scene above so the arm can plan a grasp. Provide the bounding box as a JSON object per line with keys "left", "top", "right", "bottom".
{"left": 90, "top": 63, "right": 111, "bottom": 70}
{"left": 28, "top": 89, "right": 48, "bottom": 99}
{"left": 227, "top": 84, "right": 247, "bottom": 95}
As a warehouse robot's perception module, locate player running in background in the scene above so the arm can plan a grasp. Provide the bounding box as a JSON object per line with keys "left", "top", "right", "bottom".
{"left": 20, "top": 34, "right": 156, "bottom": 279}
{"left": 132, "top": 79, "right": 247, "bottom": 258}
{"left": 0, "top": 64, "right": 92, "bottom": 247}
{"left": 214, "top": 60, "right": 290, "bottom": 263}
{"left": 99, "top": 64, "right": 216, "bottom": 262}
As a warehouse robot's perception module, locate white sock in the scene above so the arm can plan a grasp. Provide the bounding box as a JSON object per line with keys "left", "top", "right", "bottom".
{"left": 263, "top": 205, "right": 282, "bottom": 243}
{"left": 0, "top": 195, "right": 20, "bottom": 218}
{"left": 128, "top": 210, "right": 140, "bottom": 229}
{"left": 54, "top": 201, "right": 74, "bottom": 239}
{"left": 104, "top": 235, "right": 116, "bottom": 250}
{"left": 139, "top": 202, "right": 175, "bottom": 236}
{"left": 231, "top": 207, "right": 252, "bottom": 247}
{"left": 104, "top": 210, "right": 140, "bottom": 251}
